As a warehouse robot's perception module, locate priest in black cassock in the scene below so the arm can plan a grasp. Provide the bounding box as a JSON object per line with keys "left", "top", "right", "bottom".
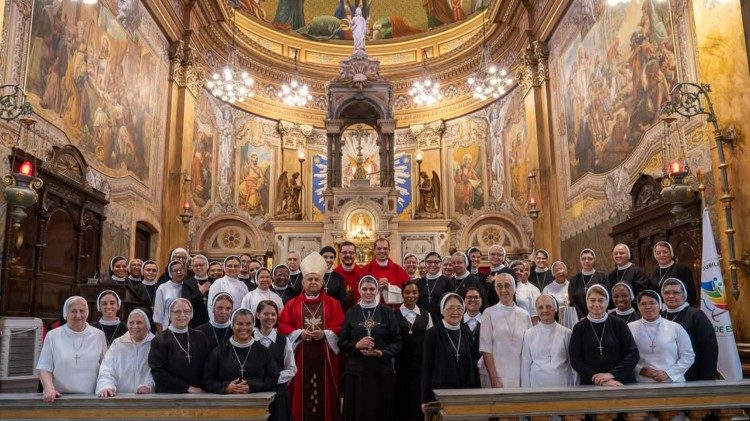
{"left": 466, "top": 247, "right": 487, "bottom": 283}
{"left": 661, "top": 278, "right": 718, "bottom": 380}
{"left": 608, "top": 244, "right": 649, "bottom": 299}
{"left": 650, "top": 241, "right": 697, "bottom": 305}
{"left": 421, "top": 293, "right": 479, "bottom": 409}
{"left": 320, "top": 246, "right": 348, "bottom": 308}
{"left": 271, "top": 264, "right": 297, "bottom": 304}
{"left": 286, "top": 251, "right": 303, "bottom": 296}
{"left": 196, "top": 293, "right": 234, "bottom": 349}
{"left": 339, "top": 275, "right": 402, "bottom": 421}
{"left": 451, "top": 252, "right": 487, "bottom": 308}
{"left": 394, "top": 281, "right": 432, "bottom": 421}
{"left": 569, "top": 285, "right": 639, "bottom": 386}
{"left": 484, "top": 245, "right": 514, "bottom": 307}
{"left": 417, "top": 252, "right": 455, "bottom": 323}
{"left": 530, "top": 249, "right": 554, "bottom": 292}
{"left": 203, "top": 307, "right": 279, "bottom": 394}
{"left": 569, "top": 249, "right": 608, "bottom": 317}
{"left": 148, "top": 298, "right": 210, "bottom": 393}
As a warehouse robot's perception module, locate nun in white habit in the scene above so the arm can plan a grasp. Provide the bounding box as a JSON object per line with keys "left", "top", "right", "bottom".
{"left": 479, "top": 273, "right": 532, "bottom": 388}
{"left": 97, "top": 309, "right": 156, "bottom": 396}
{"left": 521, "top": 294, "right": 576, "bottom": 387}
{"left": 628, "top": 290, "right": 695, "bottom": 383}
{"left": 208, "top": 255, "right": 249, "bottom": 313}
{"left": 37, "top": 296, "right": 108, "bottom": 403}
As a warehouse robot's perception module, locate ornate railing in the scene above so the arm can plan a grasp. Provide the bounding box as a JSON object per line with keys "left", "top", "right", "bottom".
{"left": 429, "top": 380, "right": 749, "bottom": 420}
{"left": 0, "top": 392, "right": 274, "bottom": 420}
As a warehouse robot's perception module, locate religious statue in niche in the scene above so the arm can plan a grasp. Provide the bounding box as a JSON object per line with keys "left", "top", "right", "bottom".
{"left": 415, "top": 170, "right": 442, "bottom": 219}
{"left": 275, "top": 171, "right": 303, "bottom": 220}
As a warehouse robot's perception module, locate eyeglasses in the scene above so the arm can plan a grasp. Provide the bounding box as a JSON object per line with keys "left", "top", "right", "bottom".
{"left": 465, "top": 296, "right": 481, "bottom": 300}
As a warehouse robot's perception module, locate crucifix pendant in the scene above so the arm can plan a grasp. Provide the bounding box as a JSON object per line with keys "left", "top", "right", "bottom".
{"left": 74, "top": 353, "right": 81, "bottom": 365}
{"left": 597, "top": 345, "right": 604, "bottom": 356}
{"left": 428, "top": 296, "right": 432, "bottom": 303}
{"left": 324, "top": 286, "right": 329, "bottom": 293}
{"left": 186, "top": 354, "right": 192, "bottom": 364}
{"left": 409, "top": 330, "right": 413, "bottom": 335}
{"left": 239, "top": 367, "right": 245, "bottom": 379}
{"left": 649, "top": 343, "right": 656, "bottom": 353}
{"left": 455, "top": 352, "right": 460, "bottom": 361}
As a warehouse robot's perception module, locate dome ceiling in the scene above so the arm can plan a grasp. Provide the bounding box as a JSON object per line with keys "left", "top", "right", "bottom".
{"left": 188, "top": 0, "right": 558, "bottom": 127}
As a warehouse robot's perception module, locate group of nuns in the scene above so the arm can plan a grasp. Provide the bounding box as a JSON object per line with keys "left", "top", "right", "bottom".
{"left": 36, "top": 240, "right": 719, "bottom": 421}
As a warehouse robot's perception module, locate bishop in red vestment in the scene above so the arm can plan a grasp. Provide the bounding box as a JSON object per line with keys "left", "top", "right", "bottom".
{"left": 278, "top": 252, "right": 344, "bottom": 421}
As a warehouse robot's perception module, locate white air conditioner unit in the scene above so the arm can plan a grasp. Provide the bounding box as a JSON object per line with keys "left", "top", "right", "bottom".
{"left": 0, "top": 317, "right": 44, "bottom": 392}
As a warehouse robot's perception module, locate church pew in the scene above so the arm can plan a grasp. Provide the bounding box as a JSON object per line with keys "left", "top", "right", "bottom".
{"left": 431, "top": 380, "right": 750, "bottom": 420}
{"left": 0, "top": 392, "right": 274, "bottom": 420}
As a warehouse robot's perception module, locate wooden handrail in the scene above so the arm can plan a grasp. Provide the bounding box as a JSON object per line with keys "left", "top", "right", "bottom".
{"left": 0, "top": 392, "right": 274, "bottom": 420}
{"left": 432, "top": 380, "right": 750, "bottom": 420}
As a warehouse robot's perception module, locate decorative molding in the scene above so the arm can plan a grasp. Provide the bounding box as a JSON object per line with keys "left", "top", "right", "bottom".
{"left": 410, "top": 120, "right": 445, "bottom": 150}
{"left": 169, "top": 39, "right": 205, "bottom": 96}
{"left": 277, "top": 120, "right": 313, "bottom": 150}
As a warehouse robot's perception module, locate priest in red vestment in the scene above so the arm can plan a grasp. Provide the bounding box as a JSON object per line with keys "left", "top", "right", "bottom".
{"left": 278, "top": 251, "right": 344, "bottom": 421}
{"left": 334, "top": 241, "right": 363, "bottom": 310}
{"left": 362, "top": 238, "right": 410, "bottom": 308}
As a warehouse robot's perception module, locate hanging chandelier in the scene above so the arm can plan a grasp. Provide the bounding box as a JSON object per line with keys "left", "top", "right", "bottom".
{"left": 278, "top": 52, "right": 312, "bottom": 107}
{"left": 409, "top": 52, "right": 442, "bottom": 107}
{"left": 467, "top": 11, "right": 512, "bottom": 101}
{"left": 205, "top": 1, "right": 254, "bottom": 104}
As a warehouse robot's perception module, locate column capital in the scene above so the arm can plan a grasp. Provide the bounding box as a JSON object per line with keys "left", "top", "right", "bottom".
{"left": 168, "top": 39, "right": 205, "bottom": 96}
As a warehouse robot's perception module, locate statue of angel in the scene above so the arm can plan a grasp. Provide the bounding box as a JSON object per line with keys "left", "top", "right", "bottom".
{"left": 417, "top": 170, "right": 441, "bottom": 217}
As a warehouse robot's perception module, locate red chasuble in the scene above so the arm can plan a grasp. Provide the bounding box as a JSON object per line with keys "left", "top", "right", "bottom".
{"left": 362, "top": 258, "right": 410, "bottom": 289}
{"left": 278, "top": 293, "right": 344, "bottom": 421}
{"left": 334, "top": 265, "right": 363, "bottom": 309}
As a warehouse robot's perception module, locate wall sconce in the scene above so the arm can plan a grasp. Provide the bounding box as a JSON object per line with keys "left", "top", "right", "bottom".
{"left": 527, "top": 169, "right": 540, "bottom": 221}
{"left": 3, "top": 117, "right": 43, "bottom": 229}
{"left": 658, "top": 116, "right": 696, "bottom": 214}
{"left": 179, "top": 200, "right": 193, "bottom": 225}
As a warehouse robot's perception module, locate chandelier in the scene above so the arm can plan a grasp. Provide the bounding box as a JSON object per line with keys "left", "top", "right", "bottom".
{"left": 278, "top": 52, "right": 312, "bottom": 107}
{"left": 205, "top": 1, "right": 254, "bottom": 104}
{"left": 467, "top": 11, "right": 512, "bottom": 101}
{"left": 409, "top": 52, "right": 442, "bottom": 107}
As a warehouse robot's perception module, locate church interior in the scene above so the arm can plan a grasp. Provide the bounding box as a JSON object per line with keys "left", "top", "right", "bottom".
{"left": 1, "top": 0, "right": 750, "bottom": 418}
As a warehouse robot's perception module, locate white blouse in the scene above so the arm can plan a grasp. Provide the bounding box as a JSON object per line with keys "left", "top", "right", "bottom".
{"left": 515, "top": 282, "right": 541, "bottom": 318}
{"left": 153, "top": 281, "right": 182, "bottom": 327}
{"left": 628, "top": 317, "right": 695, "bottom": 382}
{"left": 241, "top": 289, "right": 284, "bottom": 315}
{"left": 542, "top": 280, "right": 570, "bottom": 306}
{"left": 253, "top": 329, "right": 297, "bottom": 384}
{"left": 37, "top": 324, "right": 107, "bottom": 394}
{"left": 96, "top": 331, "right": 155, "bottom": 394}
{"left": 521, "top": 322, "right": 576, "bottom": 387}
{"left": 208, "top": 276, "right": 249, "bottom": 313}
{"left": 479, "top": 303, "right": 532, "bottom": 387}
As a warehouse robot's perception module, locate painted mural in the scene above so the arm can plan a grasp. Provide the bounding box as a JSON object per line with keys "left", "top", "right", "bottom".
{"left": 237, "top": 144, "right": 272, "bottom": 216}
{"left": 394, "top": 152, "right": 412, "bottom": 214}
{"left": 312, "top": 153, "right": 328, "bottom": 213}
{"left": 485, "top": 89, "right": 526, "bottom": 205}
{"left": 557, "top": 0, "right": 677, "bottom": 182}
{"left": 26, "top": 0, "right": 163, "bottom": 182}
{"left": 192, "top": 95, "right": 217, "bottom": 209}
{"left": 452, "top": 144, "right": 484, "bottom": 215}
{"left": 240, "top": 0, "right": 487, "bottom": 41}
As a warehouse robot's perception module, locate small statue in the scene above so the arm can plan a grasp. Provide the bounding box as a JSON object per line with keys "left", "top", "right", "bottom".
{"left": 351, "top": 7, "right": 368, "bottom": 52}
{"left": 275, "top": 171, "right": 302, "bottom": 220}
{"left": 416, "top": 170, "right": 442, "bottom": 218}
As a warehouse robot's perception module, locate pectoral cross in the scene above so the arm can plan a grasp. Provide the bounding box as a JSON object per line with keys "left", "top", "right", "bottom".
{"left": 239, "top": 366, "right": 245, "bottom": 379}
{"left": 597, "top": 344, "right": 604, "bottom": 355}
{"left": 455, "top": 352, "right": 461, "bottom": 361}
{"left": 428, "top": 296, "right": 432, "bottom": 303}
{"left": 649, "top": 343, "right": 656, "bottom": 353}
{"left": 74, "top": 353, "right": 81, "bottom": 365}
{"left": 186, "top": 354, "right": 192, "bottom": 364}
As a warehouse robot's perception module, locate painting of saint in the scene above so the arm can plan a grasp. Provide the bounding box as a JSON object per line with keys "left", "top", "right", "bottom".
{"left": 26, "top": 0, "right": 162, "bottom": 182}
{"left": 452, "top": 146, "right": 484, "bottom": 215}
{"left": 556, "top": 0, "right": 677, "bottom": 182}
{"left": 192, "top": 123, "right": 214, "bottom": 209}
{"left": 238, "top": 145, "right": 271, "bottom": 216}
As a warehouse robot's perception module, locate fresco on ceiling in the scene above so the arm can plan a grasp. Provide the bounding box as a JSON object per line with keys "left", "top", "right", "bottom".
{"left": 238, "top": 0, "right": 487, "bottom": 41}
{"left": 558, "top": 0, "right": 677, "bottom": 182}
{"left": 26, "top": 0, "right": 163, "bottom": 182}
